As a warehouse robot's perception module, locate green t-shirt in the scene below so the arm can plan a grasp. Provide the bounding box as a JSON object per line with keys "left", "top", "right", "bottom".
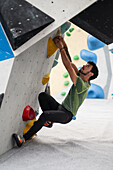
{"left": 62, "top": 73, "right": 90, "bottom": 116}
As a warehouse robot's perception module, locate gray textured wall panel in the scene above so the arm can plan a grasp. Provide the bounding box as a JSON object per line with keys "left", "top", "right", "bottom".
{"left": 0, "top": 29, "right": 58, "bottom": 155}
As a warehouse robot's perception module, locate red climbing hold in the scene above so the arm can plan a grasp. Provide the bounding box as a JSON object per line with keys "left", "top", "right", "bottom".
{"left": 22, "top": 105, "right": 35, "bottom": 121}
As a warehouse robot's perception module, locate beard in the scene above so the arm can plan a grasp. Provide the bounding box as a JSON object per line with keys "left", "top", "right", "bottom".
{"left": 79, "top": 69, "right": 87, "bottom": 76}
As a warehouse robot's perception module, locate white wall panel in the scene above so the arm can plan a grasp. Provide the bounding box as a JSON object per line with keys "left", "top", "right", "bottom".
{"left": 0, "top": 29, "right": 58, "bottom": 155}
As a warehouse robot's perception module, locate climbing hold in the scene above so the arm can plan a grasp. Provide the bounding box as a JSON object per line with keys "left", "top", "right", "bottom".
{"left": 56, "top": 29, "right": 61, "bottom": 36}
{"left": 61, "top": 92, "right": 66, "bottom": 96}
{"left": 61, "top": 22, "right": 71, "bottom": 34}
{"left": 69, "top": 28, "right": 74, "bottom": 32}
{"left": 47, "top": 37, "right": 58, "bottom": 58}
{"left": 80, "top": 49, "right": 97, "bottom": 64}
{"left": 22, "top": 105, "right": 35, "bottom": 121}
{"left": 86, "top": 83, "right": 104, "bottom": 99}
{"left": 87, "top": 34, "right": 105, "bottom": 51}
{"left": 72, "top": 116, "right": 76, "bottom": 120}
{"left": 73, "top": 55, "right": 79, "bottom": 60}
{"left": 42, "top": 74, "right": 50, "bottom": 85}
{"left": 52, "top": 59, "right": 58, "bottom": 68}
{"left": 63, "top": 72, "right": 69, "bottom": 78}
{"left": 35, "top": 110, "right": 39, "bottom": 117}
{"left": 23, "top": 118, "right": 37, "bottom": 139}
{"left": 64, "top": 80, "right": 69, "bottom": 86}
{"left": 66, "top": 32, "right": 71, "bottom": 36}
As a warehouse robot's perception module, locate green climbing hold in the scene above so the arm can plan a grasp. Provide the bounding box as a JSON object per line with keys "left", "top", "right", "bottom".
{"left": 64, "top": 80, "right": 69, "bottom": 86}
{"left": 66, "top": 32, "right": 71, "bottom": 36}
{"left": 52, "top": 59, "right": 58, "bottom": 68}
{"left": 61, "top": 92, "right": 66, "bottom": 96}
{"left": 73, "top": 55, "right": 79, "bottom": 60}
{"left": 63, "top": 72, "right": 69, "bottom": 78}
{"left": 35, "top": 110, "right": 39, "bottom": 117}
{"left": 69, "top": 28, "right": 74, "bottom": 32}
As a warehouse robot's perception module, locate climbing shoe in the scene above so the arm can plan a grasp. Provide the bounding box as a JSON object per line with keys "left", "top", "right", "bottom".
{"left": 44, "top": 121, "right": 53, "bottom": 128}
{"left": 12, "top": 134, "right": 25, "bottom": 147}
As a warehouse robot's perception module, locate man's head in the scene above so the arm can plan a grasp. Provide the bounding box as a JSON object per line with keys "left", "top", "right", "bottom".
{"left": 79, "top": 61, "right": 99, "bottom": 81}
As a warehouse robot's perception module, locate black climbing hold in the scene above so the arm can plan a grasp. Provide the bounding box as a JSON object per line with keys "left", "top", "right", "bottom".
{"left": 70, "top": 0, "right": 113, "bottom": 45}
{"left": 0, "top": 0, "right": 55, "bottom": 50}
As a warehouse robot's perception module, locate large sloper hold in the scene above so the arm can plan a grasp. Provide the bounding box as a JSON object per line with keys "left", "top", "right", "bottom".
{"left": 70, "top": 0, "right": 113, "bottom": 45}
{"left": 0, "top": 0, "right": 54, "bottom": 50}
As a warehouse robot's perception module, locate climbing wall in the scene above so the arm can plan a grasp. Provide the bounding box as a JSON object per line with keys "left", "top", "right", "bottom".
{"left": 0, "top": 0, "right": 96, "bottom": 155}
{"left": 0, "top": 29, "right": 58, "bottom": 155}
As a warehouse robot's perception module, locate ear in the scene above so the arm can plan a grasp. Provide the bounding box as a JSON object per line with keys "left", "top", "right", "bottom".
{"left": 85, "top": 72, "right": 94, "bottom": 81}
{"left": 89, "top": 72, "right": 94, "bottom": 77}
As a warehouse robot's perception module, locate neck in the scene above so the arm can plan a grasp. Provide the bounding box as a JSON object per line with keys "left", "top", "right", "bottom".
{"left": 80, "top": 73, "right": 88, "bottom": 82}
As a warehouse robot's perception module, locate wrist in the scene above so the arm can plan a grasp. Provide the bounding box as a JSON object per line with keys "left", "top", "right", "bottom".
{"left": 60, "top": 47, "right": 64, "bottom": 51}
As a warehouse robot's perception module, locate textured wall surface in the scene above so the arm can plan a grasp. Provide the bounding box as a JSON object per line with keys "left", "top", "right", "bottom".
{"left": 0, "top": 0, "right": 96, "bottom": 156}
{"left": 0, "top": 29, "right": 57, "bottom": 155}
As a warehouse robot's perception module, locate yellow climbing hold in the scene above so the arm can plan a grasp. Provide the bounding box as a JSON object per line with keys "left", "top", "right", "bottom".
{"left": 47, "top": 37, "right": 58, "bottom": 58}
{"left": 23, "top": 118, "right": 36, "bottom": 139}
{"left": 42, "top": 74, "right": 50, "bottom": 85}
{"left": 56, "top": 29, "right": 61, "bottom": 36}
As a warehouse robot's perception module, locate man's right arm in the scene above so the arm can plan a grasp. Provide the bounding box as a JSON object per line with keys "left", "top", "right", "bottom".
{"left": 60, "top": 48, "right": 77, "bottom": 85}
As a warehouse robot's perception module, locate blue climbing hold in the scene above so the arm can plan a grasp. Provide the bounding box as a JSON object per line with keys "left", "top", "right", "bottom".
{"left": 80, "top": 49, "right": 97, "bottom": 64}
{"left": 87, "top": 34, "right": 105, "bottom": 51}
{"left": 72, "top": 116, "right": 76, "bottom": 120}
{"left": 87, "top": 83, "right": 104, "bottom": 99}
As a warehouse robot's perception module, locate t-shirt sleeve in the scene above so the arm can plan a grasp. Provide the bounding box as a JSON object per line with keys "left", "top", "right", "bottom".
{"left": 75, "top": 76, "right": 90, "bottom": 94}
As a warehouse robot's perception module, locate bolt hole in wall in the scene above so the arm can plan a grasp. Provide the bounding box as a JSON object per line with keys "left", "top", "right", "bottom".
{"left": 50, "top": 22, "right": 109, "bottom": 99}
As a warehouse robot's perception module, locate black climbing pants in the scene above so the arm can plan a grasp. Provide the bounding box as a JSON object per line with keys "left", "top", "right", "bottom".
{"left": 23, "top": 92, "right": 73, "bottom": 141}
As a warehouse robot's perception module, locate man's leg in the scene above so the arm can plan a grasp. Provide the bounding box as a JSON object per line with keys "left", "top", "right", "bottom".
{"left": 13, "top": 109, "right": 72, "bottom": 147}
{"left": 23, "top": 109, "right": 73, "bottom": 141}
{"left": 38, "top": 92, "right": 60, "bottom": 111}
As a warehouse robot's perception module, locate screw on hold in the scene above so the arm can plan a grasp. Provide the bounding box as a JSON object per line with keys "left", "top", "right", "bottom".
{"left": 69, "top": 28, "right": 74, "bottom": 32}
{"left": 64, "top": 80, "right": 69, "bottom": 86}
{"left": 66, "top": 32, "right": 71, "bottom": 36}
{"left": 72, "top": 116, "right": 76, "bottom": 120}
{"left": 61, "top": 92, "right": 66, "bottom": 96}
{"left": 63, "top": 72, "right": 69, "bottom": 78}
{"left": 73, "top": 55, "right": 79, "bottom": 60}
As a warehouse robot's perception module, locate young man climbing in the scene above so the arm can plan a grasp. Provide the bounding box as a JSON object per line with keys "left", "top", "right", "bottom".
{"left": 12, "top": 36, "right": 99, "bottom": 147}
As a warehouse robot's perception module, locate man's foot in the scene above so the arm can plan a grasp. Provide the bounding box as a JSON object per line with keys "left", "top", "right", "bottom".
{"left": 44, "top": 121, "right": 53, "bottom": 128}
{"left": 12, "top": 134, "right": 25, "bottom": 147}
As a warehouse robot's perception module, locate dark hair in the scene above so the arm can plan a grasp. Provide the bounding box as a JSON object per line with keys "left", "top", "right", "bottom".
{"left": 88, "top": 61, "right": 99, "bottom": 81}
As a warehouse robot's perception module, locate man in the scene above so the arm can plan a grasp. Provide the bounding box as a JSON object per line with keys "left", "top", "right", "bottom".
{"left": 12, "top": 36, "right": 99, "bottom": 147}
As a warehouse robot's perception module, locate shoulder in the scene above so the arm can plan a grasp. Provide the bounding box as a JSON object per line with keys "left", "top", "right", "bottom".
{"left": 74, "top": 76, "right": 90, "bottom": 94}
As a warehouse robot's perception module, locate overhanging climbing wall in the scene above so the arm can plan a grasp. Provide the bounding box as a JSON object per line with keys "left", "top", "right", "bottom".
{"left": 0, "top": 29, "right": 58, "bottom": 155}
{"left": 0, "top": 0, "right": 96, "bottom": 155}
